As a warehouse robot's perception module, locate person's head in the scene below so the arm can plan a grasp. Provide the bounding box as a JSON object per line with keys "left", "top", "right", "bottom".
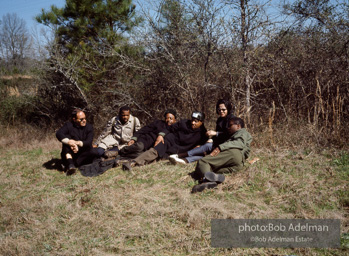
{"left": 119, "top": 106, "right": 131, "bottom": 124}
{"left": 216, "top": 99, "right": 233, "bottom": 118}
{"left": 191, "top": 111, "right": 205, "bottom": 130}
{"left": 227, "top": 116, "right": 244, "bottom": 135}
{"left": 72, "top": 108, "right": 87, "bottom": 127}
{"left": 164, "top": 109, "right": 177, "bottom": 126}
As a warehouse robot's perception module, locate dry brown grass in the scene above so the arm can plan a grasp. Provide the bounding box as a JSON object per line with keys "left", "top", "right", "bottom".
{"left": 0, "top": 124, "right": 348, "bottom": 255}
{"left": 0, "top": 125, "right": 59, "bottom": 151}
{"left": 0, "top": 75, "right": 33, "bottom": 80}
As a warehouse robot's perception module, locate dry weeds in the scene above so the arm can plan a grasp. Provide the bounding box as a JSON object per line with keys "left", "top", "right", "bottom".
{"left": 0, "top": 75, "right": 33, "bottom": 80}
{"left": 0, "top": 125, "right": 348, "bottom": 255}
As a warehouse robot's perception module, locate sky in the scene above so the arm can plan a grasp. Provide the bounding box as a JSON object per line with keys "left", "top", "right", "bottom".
{"left": 0, "top": 0, "right": 345, "bottom": 40}
{"left": 1, "top": 0, "right": 345, "bottom": 32}
{"left": 0, "top": 0, "right": 283, "bottom": 31}
{"left": 0, "top": 0, "right": 66, "bottom": 31}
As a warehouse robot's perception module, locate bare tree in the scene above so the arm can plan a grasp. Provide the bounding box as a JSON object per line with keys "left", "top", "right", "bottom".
{"left": 132, "top": 0, "right": 233, "bottom": 117}
{"left": 0, "top": 13, "right": 32, "bottom": 69}
{"left": 223, "top": 0, "right": 273, "bottom": 123}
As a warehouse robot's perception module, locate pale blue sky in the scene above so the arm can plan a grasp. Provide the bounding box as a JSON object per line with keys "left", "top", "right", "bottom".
{"left": 0, "top": 0, "right": 66, "bottom": 30}
{"left": 0, "top": 0, "right": 345, "bottom": 33}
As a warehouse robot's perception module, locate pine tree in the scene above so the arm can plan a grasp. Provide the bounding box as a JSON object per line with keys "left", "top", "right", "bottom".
{"left": 35, "top": 0, "right": 142, "bottom": 109}
{"left": 36, "top": 0, "right": 138, "bottom": 51}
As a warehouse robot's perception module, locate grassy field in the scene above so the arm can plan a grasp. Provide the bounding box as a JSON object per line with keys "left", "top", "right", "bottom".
{"left": 0, "top": 125, "right": 348, "bottom": 255}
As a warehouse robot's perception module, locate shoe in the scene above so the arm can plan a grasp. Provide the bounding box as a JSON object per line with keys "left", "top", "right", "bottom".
{"left": 191, "top": 182, "right": 218, "bottom": 193}
{"left": 188, "top": 171, "right": 203, "bottom": 181}
{"left": 204, "top": 172, "right": 225, "bottom": 183}
{"left": 66, "top": 164, "right": 76, "bottom": 176}
{"left": 115, "top": 158, "right": 131, "bottom": 166}
{"left": 169, "top": 155, "right": 186, "bottom": 165}
{"left": 104, "top": 150, "right": 119, "bottom": 159}
{"left": 122, "top": 161, "right": 136, "bottom": 171}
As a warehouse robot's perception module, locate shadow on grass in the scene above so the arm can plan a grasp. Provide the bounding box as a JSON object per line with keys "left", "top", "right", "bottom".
{"left": 42, "top": 158, "right": 64, "bottom": 172}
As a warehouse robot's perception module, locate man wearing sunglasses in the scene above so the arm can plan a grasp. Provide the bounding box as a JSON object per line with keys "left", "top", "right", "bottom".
{"left": 56, "top": 109, "right": 94, "bottom": 175}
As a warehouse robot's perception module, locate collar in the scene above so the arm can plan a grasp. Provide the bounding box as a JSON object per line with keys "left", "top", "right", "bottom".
{"left": 116, "top": 115, "right": 132, "bottom": 125}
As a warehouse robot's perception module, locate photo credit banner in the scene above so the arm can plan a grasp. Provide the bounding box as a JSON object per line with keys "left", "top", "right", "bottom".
{"left": 211, "top": 219, "right": 340, "bottom": 248}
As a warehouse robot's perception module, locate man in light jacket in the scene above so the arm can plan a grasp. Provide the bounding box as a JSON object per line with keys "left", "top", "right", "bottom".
{"left": 94, "top": 106, "right": 141, "bottom": 158}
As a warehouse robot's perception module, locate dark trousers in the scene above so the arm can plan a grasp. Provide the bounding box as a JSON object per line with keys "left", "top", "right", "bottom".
{"left": 154, "top": 136, "right": 176, "bottom": 158}
{"left": 61, "top": 144, "right": 94, "bottom": 167}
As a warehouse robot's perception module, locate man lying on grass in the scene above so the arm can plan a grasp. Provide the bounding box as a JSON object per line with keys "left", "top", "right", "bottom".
{"left": 190, "top": 116, "right": 252, "bottom": 193}
{"left": 122, "top": 111, "right": 207, "bottom": 170}
{"left": 117, "top": 109, "right": 177, "bottom": 162}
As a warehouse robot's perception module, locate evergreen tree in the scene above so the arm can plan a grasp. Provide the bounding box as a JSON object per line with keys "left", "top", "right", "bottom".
{"left": 36, "top": 0, "right": 138, "bottom": 52}
{"left": 35, "top": 0, "right": 142, "bottom": 113}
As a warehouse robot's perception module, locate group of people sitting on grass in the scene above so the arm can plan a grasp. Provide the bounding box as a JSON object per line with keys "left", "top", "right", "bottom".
{"left": 55, "top": 99, "right": 252, "bottom": 193}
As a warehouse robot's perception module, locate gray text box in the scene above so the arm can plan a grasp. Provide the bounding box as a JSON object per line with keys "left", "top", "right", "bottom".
{"left": 211, "top": 219, "right": 340, "bottom": 248}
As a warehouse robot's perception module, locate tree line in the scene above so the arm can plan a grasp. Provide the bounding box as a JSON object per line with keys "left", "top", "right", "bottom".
{"left": 0, "top": 0, "right": 348, "bottom": 143}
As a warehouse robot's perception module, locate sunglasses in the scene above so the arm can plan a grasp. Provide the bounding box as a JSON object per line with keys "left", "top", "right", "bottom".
{"left": 217, "top": 108, "right": 227, "bottom": 112}
{"left": 77, "top": 118, "right": 86, "bottom": 122}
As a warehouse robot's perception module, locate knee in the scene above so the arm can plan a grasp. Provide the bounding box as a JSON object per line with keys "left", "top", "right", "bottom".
{"left": 196, "top": 159, "right": 205, "bottom": 169}
{"left": 136, "top": 142, "right": 144, "bottom": 151}
{"left": 61, "top": 145, "right": 72, "bottom": 156}
{"left": 92, "top": 147, "right": 105, "bottom": 156}
{"left": 196, "top": 159, "right": 209, "bottom": 172}
{"left": 204, "top": 142, "right": 213, "bottom": 151}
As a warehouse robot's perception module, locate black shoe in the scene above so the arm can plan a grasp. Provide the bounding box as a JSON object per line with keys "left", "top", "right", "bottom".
{"left": 66, "top": 164, "right": 76, "bottom": 176}
{"left": 188, "top": 171, "right": 203, "bottom": 181}
{"left": 204, "top": 172, "right": 225, "bottom": 183}
{"left": 122, "top": 161, "right": 135, "bottom": 171}
{"left": 191, "top": 182, "right": 218, "bottom": 193}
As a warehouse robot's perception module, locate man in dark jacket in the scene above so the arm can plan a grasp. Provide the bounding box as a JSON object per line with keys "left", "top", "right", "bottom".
{"left": 122, "top": 111, "right": 207, "bottom": 170}
{"left": 56, "top": 109, "right": 94, "bottom": 175}
{"left": 170, "top": 99, "right": 234, "bottom": 164}
{"left": 118, "top": 109, "right": 177, "bottom": 159}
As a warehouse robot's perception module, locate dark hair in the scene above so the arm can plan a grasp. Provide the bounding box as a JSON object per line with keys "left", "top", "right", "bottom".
{"left": 228, "top": 116, "right": 245, "bottom": 128}
{"left": 71, "top": 108, "right": 84, "bottom": 118}
{"left": 119, "top": 105, "right": 131, "bottom": 115}
{"left": 191, "top": 111, "right": 205, "bottom": 122}
{"left": 216, "top": 99, "right": 233, "bottom": 114}
{"left": 164, "top": 109, "right": 177, "bottom": 119}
